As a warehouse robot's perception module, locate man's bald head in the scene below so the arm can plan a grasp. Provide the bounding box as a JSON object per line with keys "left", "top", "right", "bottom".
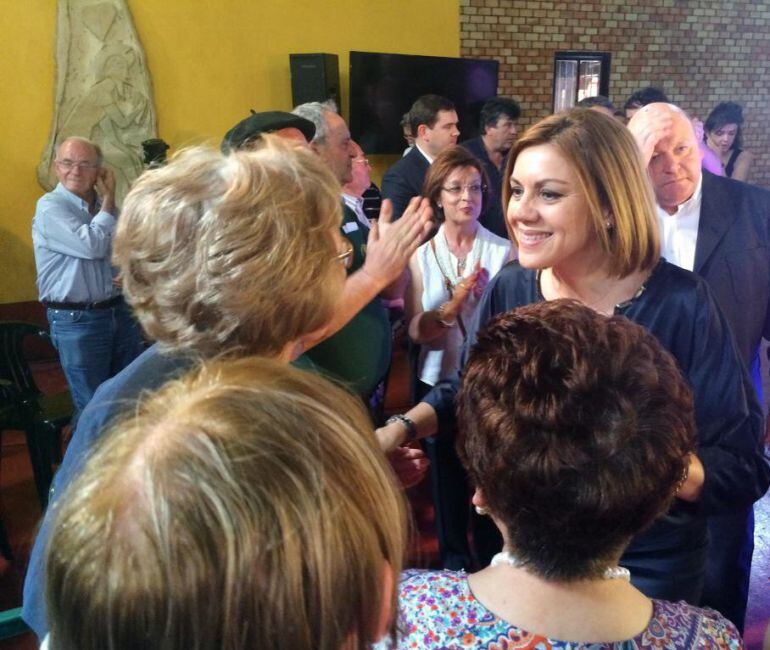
{"left": 628, "top": 103, "right": 702, "bottom": 215}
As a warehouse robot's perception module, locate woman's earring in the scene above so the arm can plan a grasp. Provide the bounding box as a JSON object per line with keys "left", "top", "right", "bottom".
{"left": 475, "top": 505, "right": 490, "bottom": 516}
{"left": 605, "top": 219, "right": 614, "bottom": 230}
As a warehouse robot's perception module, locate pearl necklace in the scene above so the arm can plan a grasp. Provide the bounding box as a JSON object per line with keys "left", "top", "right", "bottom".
{"left": 491, "top": 551, "right": 631, "bottom": 581}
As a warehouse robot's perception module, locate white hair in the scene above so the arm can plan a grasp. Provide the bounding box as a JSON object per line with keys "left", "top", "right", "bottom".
{"left": 291, "top": 100, "right": 339, "bottom": 144}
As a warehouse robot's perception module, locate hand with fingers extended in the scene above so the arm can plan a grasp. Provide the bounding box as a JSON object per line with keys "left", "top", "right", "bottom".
{"left": 453, "top": 261, "right": 488, "bottom": 305}
{"left": 362, "top": 197, "right": 433, "bottom": 290}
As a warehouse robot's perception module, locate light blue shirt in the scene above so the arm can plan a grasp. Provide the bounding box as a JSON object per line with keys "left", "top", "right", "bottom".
{"left": 32, "top": 183, "right": 118, "bottom": 303}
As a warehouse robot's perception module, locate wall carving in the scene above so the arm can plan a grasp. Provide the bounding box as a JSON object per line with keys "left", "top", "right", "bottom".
{"left": 38, "top": 0, "right": 157, "bottom": 204}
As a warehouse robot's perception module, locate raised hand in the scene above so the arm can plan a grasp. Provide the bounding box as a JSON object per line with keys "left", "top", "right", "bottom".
{"left": 362, "top": 197, "right": 433, "bottom": 290}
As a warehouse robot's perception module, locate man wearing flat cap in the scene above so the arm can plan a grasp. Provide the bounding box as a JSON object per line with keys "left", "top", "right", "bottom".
{"left": 223, "top": 107, "right": 432, "bottom": 409}
{"left": 221, "top": 110, "right": 315, "bottom": 151}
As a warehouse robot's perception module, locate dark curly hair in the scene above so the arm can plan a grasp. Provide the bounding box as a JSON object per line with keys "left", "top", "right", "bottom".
{"left": 457, "top": 299, "right": 695, "bottom": 581}
{"left": 704, "top": 101, "right": 744, "bottom": 150}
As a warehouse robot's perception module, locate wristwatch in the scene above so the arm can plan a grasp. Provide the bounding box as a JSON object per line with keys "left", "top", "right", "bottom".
{"left": 385, "top": 414, "right": 418, "bottom": 444}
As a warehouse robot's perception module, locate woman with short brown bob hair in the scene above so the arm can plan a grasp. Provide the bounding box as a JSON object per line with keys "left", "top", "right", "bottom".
{"left": 404, "top": 145, "right": 511, "bottom": 568}
{"left": 379, "top": 109, "right": 768, "bottom": 602}
{"left": 389, "top": 301, "right": 741, "bottom": 647}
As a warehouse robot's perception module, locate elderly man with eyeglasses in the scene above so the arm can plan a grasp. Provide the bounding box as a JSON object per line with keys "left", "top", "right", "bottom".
{"left": 31, "top": 136, "right": 144, "bottom": 423}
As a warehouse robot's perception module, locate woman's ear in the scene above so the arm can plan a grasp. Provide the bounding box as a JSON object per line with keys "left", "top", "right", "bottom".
{"left": 472, "top": 487, "right": 488, "bottom": 509}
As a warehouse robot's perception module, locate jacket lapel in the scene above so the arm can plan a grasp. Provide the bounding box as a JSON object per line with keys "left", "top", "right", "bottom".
{"left": 694, "top": 171, "right": 739, "bottom": 274}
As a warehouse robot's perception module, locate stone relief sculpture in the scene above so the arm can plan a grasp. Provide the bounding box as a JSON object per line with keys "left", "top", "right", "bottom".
{"left": 37, "top": 0, "right": 157, "bottom": 204}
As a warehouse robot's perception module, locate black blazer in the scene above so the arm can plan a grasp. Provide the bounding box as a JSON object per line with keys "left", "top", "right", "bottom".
{"left": 694, "top": 171, "right": 770, "bottom": 368}
{"left": 381, "top": 146, "right": 430, "bottom": 220}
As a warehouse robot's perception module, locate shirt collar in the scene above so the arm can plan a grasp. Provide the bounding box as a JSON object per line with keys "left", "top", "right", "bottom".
{"left": 415, "top": 143, "right": 433, "bottom": 164}
{"left": 342, "top": 193, "right": 363, "bottom": 210}
{"left": 54, "top": 182, "right": 100, "bottom": 212}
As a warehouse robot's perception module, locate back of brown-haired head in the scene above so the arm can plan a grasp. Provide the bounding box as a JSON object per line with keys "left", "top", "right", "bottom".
{"left": 457, "top": 299, "right": 695, "bottom": 580}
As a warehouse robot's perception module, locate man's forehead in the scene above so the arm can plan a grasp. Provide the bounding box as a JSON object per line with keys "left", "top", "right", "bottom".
{"left": 655, "top": 117, "right": 697, "bottom": 150}
{"left": 436, "top": 110, "right": 458, "bottom": 125}
{"left": 272, "top": 127, "right": 309, "bottom": 148}
{"left": 59, "top": 140, "right": 98, "bottom": 160}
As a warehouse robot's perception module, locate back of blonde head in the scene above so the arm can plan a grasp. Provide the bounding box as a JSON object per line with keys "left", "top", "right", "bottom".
{"left": 114, "top": 135, "right": 344, "bottom": 358}
{"left": 45, "top": 358, "right": 406, "bottom": 650}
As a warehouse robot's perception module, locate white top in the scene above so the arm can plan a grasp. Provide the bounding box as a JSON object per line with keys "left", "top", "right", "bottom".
{"left": 342, "top": 193, "right": 370, "bottom": 229}
{"left": 416, "top": 223, "right": 511, "bottom": 385}
{"left": 656, "top": 174, "right": 703, "bottom": 271}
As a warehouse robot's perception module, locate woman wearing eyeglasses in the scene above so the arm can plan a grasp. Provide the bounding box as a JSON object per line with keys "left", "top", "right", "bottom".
{"left": 403, "top": 145, "right": 511, "bottom": 569}
{"left": 406, "top": 146, "right": 512, "bottom": 390}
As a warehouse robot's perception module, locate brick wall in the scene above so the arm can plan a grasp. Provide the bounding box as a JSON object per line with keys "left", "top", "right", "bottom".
{"left": 460, "top": 0, "right": 770, "bottom": 188}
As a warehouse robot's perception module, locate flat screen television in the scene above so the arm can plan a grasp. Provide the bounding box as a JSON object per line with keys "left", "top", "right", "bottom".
{"left": 349, "top": 51, "right": 499, "bottom": 155}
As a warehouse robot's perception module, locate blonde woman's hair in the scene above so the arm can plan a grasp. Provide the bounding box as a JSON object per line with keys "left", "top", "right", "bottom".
{"left": 503, "top": 109, "right": 660, "bottom": 278}
{"left": 45, "top": 357, "right": 407, "bottom": 650}
{"left": 114, "top": 135, "right": 344, "bottom": 358}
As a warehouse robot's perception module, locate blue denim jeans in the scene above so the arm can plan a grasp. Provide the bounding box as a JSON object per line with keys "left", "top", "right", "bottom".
{"left": 47, "top": 302, "right": 145, "bottom": 423}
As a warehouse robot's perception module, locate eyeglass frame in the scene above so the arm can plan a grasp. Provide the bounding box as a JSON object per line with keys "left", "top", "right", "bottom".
{"left": 55, "top": 159, "right": 101, "bottom": 171}
{"left": 441, "top": 183, "right": 487, "bottom": 196}
{"left": 335, "top": 240, "right": 354, "bottom": 269}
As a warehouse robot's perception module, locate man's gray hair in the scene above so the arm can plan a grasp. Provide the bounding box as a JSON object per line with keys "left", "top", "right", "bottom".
{"left": 292, "top": 100, "right": 338, "bottom": 144}
{"left": 56, "top": 136, "right": 104, "bottom": 166}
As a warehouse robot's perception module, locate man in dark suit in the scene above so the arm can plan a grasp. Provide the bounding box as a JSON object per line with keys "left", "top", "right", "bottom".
{"left": 382, "top": 94, "right": 459, "bottom": 220}
{"left": 629, "top": 102, "right": 770, "bottom": 632}
{"left": 461, "top": 97, "right": 521, "bottom": 238}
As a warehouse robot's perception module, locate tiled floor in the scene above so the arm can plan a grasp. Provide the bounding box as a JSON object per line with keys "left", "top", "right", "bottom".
{"left": 1, "top": 340, "right": 769, "bottom": 648}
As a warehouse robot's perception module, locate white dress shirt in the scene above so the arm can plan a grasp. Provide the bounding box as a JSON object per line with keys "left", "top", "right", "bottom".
{"left": 342, "top": 193, "right": 371, "bottom": 229}
{"left": 415, "top": 143, "right": 434, "bottom": 164}
{"left": 656, "top": 175, "right": 703, "bottom": 272}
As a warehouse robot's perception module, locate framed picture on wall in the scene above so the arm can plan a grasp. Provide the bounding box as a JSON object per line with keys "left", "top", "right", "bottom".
{"left": 553, "top": 51, "right": 611, "bottom": 112}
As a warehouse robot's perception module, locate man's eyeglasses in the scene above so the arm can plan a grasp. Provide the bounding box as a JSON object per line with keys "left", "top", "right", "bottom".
{"left": 442, "top": 183, "right": 486, "bottom": 196}
{"left": 352, "top": 157, "right": 370, "bottom": 167}
{"left": 56, "top": 159, "right": 100, "bottom": 171}
{"left": 336, "top": 240, "right": 354, "bottom": 269}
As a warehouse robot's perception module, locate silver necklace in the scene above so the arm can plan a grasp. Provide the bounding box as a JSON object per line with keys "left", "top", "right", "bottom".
{"left": 491, "top": 551, "right": 631, "bottom": 581}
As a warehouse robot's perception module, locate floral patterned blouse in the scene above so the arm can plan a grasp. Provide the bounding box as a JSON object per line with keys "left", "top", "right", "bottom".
{"left": 381, "top": 569, "right": 743, "bottom": 649}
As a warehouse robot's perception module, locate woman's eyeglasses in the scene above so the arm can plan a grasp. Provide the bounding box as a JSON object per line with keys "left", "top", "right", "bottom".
{"left": 442, "top": 183, "right": 486, "bottom": 196}
{"left": 335, "top": 241, "right": 354, "bottom": 269}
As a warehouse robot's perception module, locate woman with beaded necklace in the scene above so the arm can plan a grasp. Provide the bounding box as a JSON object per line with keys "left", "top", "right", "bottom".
{"left": 405, "top": 145, "right": 511, "bottom": 395}
{"left": 403, "top": 145, "right": 511, "bottom": 570}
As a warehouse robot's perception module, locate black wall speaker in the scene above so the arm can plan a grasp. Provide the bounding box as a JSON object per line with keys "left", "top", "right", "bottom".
{"left": 289, "top": 53, "right": 340, "bottom": 108}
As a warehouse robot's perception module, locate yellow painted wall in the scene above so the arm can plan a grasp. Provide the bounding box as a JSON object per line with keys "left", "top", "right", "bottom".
{"left": 0, "top": 0, "right": 459, "bottom": 303}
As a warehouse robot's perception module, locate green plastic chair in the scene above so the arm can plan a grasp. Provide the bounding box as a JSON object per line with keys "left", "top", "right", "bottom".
{"left": 0, "top": 322, "right": 73, "bottom": 508}
{"left": 0, "top": 607, "right": 30, "bottom": 640}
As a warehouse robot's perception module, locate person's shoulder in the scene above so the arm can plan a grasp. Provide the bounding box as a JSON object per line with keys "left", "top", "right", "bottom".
{"left": 703, "top": 169, "right": 770, "bottom": 204}
{"left": 650, "top": 600, "right": 742, "bottom": 648}
{"left": 75, "top": 345, "right": 196, "bottom": 446}
{"left": 397, "top": 570, "right": 473, "bottom": 621}
{"left": 491, "top": 259, "right": 532, "bottom": 286}
{"left": 477, "top": 224, "right": 512, "bottom": 248}
{"left": 460, "top": 136, "right": 484, "bottom": 154}
{"left": 385, "top": 148, "right": 421, "bottom": 175}
{"left": 647, "top": 259, "right": 708, "bottom": 297}
{"left": 400, "top": 567, "right": 469, "bottom": 590}
{"left": 35, "top": 186, "right": 67, "bottom": 214}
